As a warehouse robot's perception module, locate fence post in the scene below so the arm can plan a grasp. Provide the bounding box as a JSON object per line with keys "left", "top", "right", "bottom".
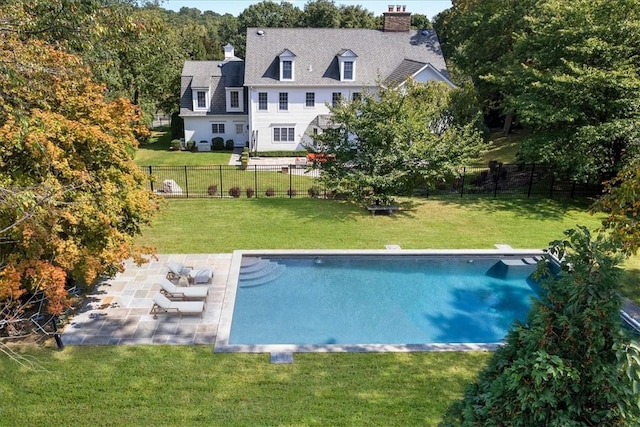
{"left": 184, "top": 166, "right": 189, "bottom": 198}
{"left": 254, "top": 165, "right": 258, "bottom": 198}
{"left": 527, "top": 163, "right": 535, "bottom": 198}
{"left": 570, "top": 181, "right": 576, "bottom": 198}
{"left": 148, "top": 165, "right": 154, "bottom": 193}
{"left": 460, "top": 167, "right": 465, "bottom": 197}
{"left": 289, "top": 165, "right": 293, "bottom": 198}
{"left": 219, "top": 165, "right": 223, "bottom": 198}
{"left": 493, "top": 163, "right": 501, "bottom": 197}
{"left": 549, "top": 173, "right": 555, "bottom": 199}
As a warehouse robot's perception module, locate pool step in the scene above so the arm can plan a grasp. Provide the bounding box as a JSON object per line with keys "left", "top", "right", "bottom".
{"left": 486, "top": 256, "right": 542, "bottom": 279}
{"left": 239, "top": 258, "right": 285, "bottom": 288}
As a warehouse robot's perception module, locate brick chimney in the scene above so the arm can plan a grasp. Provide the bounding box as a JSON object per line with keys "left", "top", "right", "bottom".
{"left": 383, "top": 5, "right": 411, "bottom": 32}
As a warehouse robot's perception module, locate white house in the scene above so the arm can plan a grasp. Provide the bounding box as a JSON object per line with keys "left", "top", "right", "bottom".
{"left": 179, "top": 44, "right": 249, "bottom": 150}
{"left": 244, "top": 10, "right": 454, "bottom": 152}
{"left": 180, "top": 7, "right": 453, "bottom": 152}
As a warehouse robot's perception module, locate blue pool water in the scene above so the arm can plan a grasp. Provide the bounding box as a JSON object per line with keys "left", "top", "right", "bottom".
{"left": 229, "top": 255, "right": 542, "bottom": 346}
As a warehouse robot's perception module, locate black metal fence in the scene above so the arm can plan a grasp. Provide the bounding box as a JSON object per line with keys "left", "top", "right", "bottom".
{"left": 141, "top": 163, "right": 603, "bottom": 199}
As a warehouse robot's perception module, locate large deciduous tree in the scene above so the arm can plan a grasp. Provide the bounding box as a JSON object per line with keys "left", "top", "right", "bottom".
{"left": 440, "top": 227, "right": 640, "bottom": 426}
{"left": 312, "top": 80, "right": 485, "bottom": 205}
{"left": 0, "top": 28, "right": 157, "bottom": 329}
{"left": 437, "top": 0, "right": 640, "bottom": 180}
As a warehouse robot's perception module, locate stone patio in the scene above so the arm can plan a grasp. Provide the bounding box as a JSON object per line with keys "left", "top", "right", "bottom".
{"left": 61, "top": 254, "right": 231, "bottom": 345}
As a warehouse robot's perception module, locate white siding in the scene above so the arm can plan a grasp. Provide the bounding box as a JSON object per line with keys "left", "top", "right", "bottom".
{"left": 248, "top": 86, "right": 366, "bottom": 151}
{"left": 183, "top": 116, "right": 248, "bottom": 149}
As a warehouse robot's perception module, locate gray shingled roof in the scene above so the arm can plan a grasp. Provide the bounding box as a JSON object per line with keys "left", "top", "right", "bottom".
{"left": 244, "top": 28, "right": 448, "bottom": 87}
{"left": 180, "top": 59, "right": 246, "bottom": 116}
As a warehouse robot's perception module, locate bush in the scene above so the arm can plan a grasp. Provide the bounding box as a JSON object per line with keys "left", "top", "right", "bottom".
{"left": 249, "top": 150, "right": 307, "bottom": 158}
{"left": 228, "top": 186, "right": 241, "bottom": 198}
{"left": 308, "top": 186, "right": 321, "bottom": 198}
{"left": 245, "top": 187, "right": 255, "bottom": 198}
{"left": 287, "top": 188, "right": 297, "bottom": 197}
{"left": 170, "top": 139, "right": 182, "bottom": 151}
{"left": 186, "top": 140, "right": 195, "bottom": 151}
{"left": 265, "top": 188, "right": 275, "bottom": 197}
{"left": 170, "top": 112, "right": 183, "bottom": 139}
{"left": 207, "top": 184, "right": 217, "bottom": 196}
{"left": 225, "top": 139, "right": 234, "bottom": 150}
{"left": 212, "top": 137, "right": 225, "bottom": 150}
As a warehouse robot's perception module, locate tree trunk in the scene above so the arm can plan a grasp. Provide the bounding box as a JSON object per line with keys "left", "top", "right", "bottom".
{"left": 503, "top": 112, "right": 514, "bottom": 135}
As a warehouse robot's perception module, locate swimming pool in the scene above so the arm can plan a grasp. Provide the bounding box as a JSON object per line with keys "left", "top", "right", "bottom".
{"left": 215, "top": 248, "right": 547, "bottom": 353}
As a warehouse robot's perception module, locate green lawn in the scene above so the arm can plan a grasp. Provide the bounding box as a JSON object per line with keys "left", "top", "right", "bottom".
{"left": 135, "top": 128, "right": 234, "bottom": 166}
{"left": 140, "top": 196, "right": 602, "bottom": 253}
{"left": 0, "top": 346, "right": 489, "bottom": 425}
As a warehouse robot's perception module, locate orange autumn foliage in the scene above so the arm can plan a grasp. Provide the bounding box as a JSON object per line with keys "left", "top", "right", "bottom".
{"left": 0, "top": 31, "right": 158, "bottom": 315}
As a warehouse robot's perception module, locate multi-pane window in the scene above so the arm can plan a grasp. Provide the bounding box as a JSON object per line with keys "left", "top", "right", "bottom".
{"left": 235, "top": 124, "right": 244, "bottom": 134}
{"left": 230, "top": 91, "right": 239, "bottom": 108}
{"left": 282, "top": 60, "right": 292, "bottom": 79}
{"left": 305, "top": 92, "right": 315, "bottom": 107}
{"left": 344, "top": 61, "right": 354, "bottom": 80}
{"left": 211, "top": 123, "right": 225, "bottom": 134}
{"left": 352, "top": 92, "right": 361, "bottom": 101}
{"left": 273, "top": 127, "right": 295, "bottom": 142}
{"left": 197, "top": 91, "right": 206, "bottom": 108}
{"left": 332, "top": 92, "right": 342, "bottom": 107}
{"left": 258, "top": 92, "right": 268, "bottom": 110}
{"left": 279, "top": 92, "right": 288, "bottom": 110}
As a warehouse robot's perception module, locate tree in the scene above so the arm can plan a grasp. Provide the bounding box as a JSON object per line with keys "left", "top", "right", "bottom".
{"left": 338, "top": 5, "right": 377, "bottom": 29}
{"left": 303, "top": 0, "right": 340, "bottom": 28}
{"left": 312, "top": 80, "right": 485, "bottom": 205}
{"left": 0, "top": 30, "right": 157, "bottom": 331}
{"left": 497, "top": 0, "right": 640, "bottom": 181}
{"left": 410, "top": 13, "right": 431, "bottom": 30}
{"left": 596, "top": 161, "right": 640, "bottom": 256}
{"left": 440, "top": 227, "right": 640, "bottom": 426}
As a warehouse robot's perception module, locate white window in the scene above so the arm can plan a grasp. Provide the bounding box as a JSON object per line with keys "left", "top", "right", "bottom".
{"left": 344, "top": 61, "right": 353, "bottom": 80}
{"left": 212, "top": 123, "right": 225, "bottom": 134}
{"left": 235, "top": 124, "right": 243, "bottom": 134}
{"left": 197, "top": 91, "right": 206, "bottom": 108}
{"left": 337, "top": 49, "right": 357, "bottom": 81}
{"left": 332, "top": 92, "right": 342, "bottom": 107}
{"left": 226, "top": 89, "right": 243, "bottom": 112}
{"left": 279, "top": 49, "right": 296, "bottom": 81}
{"left": 305, "top": 92, "right": 315, "bottom": 107}
{"left": 258, "top": 92, "right": 268, "bottom": 110}
{"left": 279, "top": 92, "right": 288, "bottom": 111}
{"left": 273, "top": 127, "right": 295, "bottom": 142}
{"left": 282, "top": 61, "right": 292, "bottom": 79}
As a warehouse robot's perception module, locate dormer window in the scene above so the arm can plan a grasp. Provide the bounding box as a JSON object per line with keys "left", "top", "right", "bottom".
{"left": 193, "top": 89, "right": 209, "bottom": 111}
{"left": 279, "top": 49, "right": 296, "bottom": 81}
{"left": 225, "top": 88, "right": 244, "bottom": 112}
{"left": 336, "top": 49, "right": 357, "bottom": 82}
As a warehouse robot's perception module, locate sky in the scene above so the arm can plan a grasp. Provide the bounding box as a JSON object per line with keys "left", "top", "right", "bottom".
{"left": 161, "top": 0, "right": 453, "bottom": 18}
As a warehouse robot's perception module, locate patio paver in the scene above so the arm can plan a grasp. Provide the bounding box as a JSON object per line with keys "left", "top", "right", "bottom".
{"left": 62, "top": 253, "right": 231, "bottom": 346}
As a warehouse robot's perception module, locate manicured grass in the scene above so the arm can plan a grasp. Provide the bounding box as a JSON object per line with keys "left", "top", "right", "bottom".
{"left": 139, "top": 196, "right": 603, "bottom": 253}
{"left": 135, "top": 129, "right": 233, "bottom": 166}
{"left": 1, "top": 346, "right": 489, "bottom": 425}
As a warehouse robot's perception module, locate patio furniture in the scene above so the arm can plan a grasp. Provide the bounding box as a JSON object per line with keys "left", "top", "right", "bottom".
{"left": 158, "top": 277, "right": 208, "bottom": 300}
{"left": 150, "top": 292, "right": 205, "bottom": 319}
{"left": 166, "top": 262, "right": 213, "bottom": 285}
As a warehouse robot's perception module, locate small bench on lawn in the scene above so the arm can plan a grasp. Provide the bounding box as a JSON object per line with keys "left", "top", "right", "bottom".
{"left": 366, "top": 205, "right": 400, "bottom": 215}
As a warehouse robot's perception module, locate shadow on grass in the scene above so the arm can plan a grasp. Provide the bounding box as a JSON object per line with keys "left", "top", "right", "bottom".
{"left": 140, "top": 129, "right": 173, "bottom": 151}
{"left": 430, "top": 195, "right": 597, "bottom": 221}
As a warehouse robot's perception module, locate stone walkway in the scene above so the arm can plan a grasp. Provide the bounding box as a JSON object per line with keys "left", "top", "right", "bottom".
{"left": 61, "top": 254, "right": 231, "bottom": 345}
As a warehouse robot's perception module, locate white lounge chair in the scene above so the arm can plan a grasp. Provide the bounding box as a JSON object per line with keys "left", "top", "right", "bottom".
{"left": 166, "top": 262, "right": 213, "bottom": 285}
{"left": 158, "top": 277, "right": 208, "bottom": 300}
{"left": 150, "top": 292, "right": 205, "bottom": 319}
